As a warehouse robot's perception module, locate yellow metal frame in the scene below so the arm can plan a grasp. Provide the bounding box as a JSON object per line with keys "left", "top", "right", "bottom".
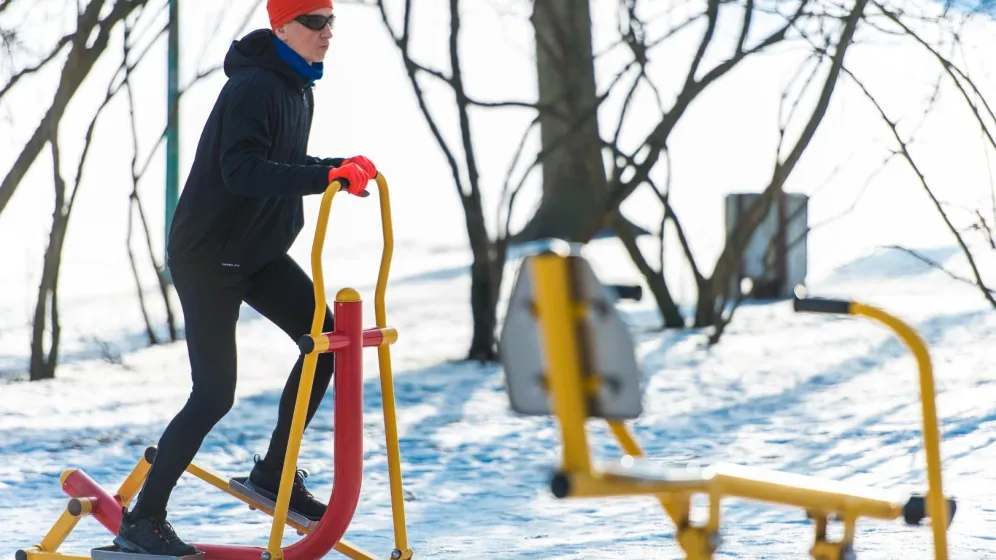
{"left": 527, "top": 253, "right": 951, "bottom": 560}
{"left": 19, "top": 175, "right": 412, "bottom": 560}
{"left": 263, "top": 172, "right": 411, "bottom": 560}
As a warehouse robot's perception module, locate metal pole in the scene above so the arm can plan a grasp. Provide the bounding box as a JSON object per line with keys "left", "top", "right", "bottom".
{"left": 164, "top": 0, "right": 179, "bottom": 284}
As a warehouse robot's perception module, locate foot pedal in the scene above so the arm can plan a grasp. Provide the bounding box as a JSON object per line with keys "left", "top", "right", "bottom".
{"left": 228, "top": 476, "right": 319, "bottom": 530}
{"left": 91, "top": 545, "right": 205, "bottom": 560}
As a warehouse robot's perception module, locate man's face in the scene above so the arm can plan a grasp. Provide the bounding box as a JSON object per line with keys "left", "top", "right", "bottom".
{"left": 275, "top": 8, "right": 334, "bottom": 64}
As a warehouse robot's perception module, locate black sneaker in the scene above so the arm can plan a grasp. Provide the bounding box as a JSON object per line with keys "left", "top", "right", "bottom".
{"left": 113, "top": 508, "right": 198, "bottom": 557}
{"left": 247, "top": 455, "right": 327, "bottom": 521}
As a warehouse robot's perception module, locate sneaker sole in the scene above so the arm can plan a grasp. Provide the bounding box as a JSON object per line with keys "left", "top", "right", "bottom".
{"left": 229, "top": 476, "right": 323, "bottom": 525}
{"left": 93, "top": 542, "right": 203, "bottom": 560}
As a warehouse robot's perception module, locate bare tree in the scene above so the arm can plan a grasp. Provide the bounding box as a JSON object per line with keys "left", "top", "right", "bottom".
{"left": 30, "top": 134, "right": 68, "bottom": 380}
{"left": 0, "top": 0, "right": 146, "bottom": 216}
{"left": 359, "top": 0, "right": 996, "bottom": 355}
{"left": 849, "top": 0, "right": 996, "bottom": 309}
{"left": 710, "top": 1, "right": 866, "bottom": 341}
{"left": 5, "top": 0, "right": 263, "bottom": 379}
{"left": 587, "top": 0, "right": 996, "bottom": 340}
{"left": 14, "top": 0, "right": 151, "bottom": 380}
{"left": 374, "top": 0, "right": 531, "bottom": 360}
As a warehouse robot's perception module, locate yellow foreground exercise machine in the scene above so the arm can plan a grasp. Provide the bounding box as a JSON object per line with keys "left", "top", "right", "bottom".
{"left": 498, "top": 241, "right": 956, "bottom": 560}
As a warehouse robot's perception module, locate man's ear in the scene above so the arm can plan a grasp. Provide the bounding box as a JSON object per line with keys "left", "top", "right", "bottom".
{"left": 274, "top": 24, "right": 287, "bottom": 39}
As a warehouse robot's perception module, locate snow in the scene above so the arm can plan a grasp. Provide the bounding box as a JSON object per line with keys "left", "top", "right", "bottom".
{"left": 2, "top": 1, "right": 996, "bottom": 558}
{"left": 2, "top": 238, "right": 995, "bottom": 559}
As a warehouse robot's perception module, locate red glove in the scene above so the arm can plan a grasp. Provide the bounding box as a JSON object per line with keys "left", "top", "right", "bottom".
{"left": 328, "top": 163, "right": 370, "bottom": 196}
{"left": 343, "top": 155, "right": 377, "bottom": 181}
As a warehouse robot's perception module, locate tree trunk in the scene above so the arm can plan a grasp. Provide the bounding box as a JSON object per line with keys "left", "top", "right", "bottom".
{"left": 30, "top": 139, "right": 70, "bottom": 381}
{"left": 612, "top": 213, "right": 685, "bottom": 327}
{"left": 693, "top": 281, "right": 718, "bottom": 328}
{"left": 517, "top": 0, "right": 607, "bottom": 242}
{"left": 466, "top": 206, "right": 502, "bottom": 361}
{"left": 29, "top": 216, "right": 66, "bottom": 381}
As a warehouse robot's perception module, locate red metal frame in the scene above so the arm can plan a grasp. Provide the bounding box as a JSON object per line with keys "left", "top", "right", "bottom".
{"left": 57, "top": 297, "right": 367, "bottom": 559}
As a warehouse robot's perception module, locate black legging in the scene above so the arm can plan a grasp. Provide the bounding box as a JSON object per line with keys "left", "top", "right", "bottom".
{"left": 131, "top": 254, "right": 335, "bottom": 520}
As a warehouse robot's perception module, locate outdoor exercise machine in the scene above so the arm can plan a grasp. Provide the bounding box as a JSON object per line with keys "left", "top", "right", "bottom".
{"left": 17, "top": 175, "right": 414, "bottom": 560}
{"left": 499, "top": 240, "right": 957, "bottom": 560}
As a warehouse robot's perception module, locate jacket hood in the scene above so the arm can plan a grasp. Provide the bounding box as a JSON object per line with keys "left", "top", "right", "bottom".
{"left": 224, "top": 29, "right": 311, "bottom": 90}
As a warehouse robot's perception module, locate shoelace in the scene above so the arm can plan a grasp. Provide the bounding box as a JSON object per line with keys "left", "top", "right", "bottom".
{"left": 253, "top": 455, "right": 316, "bottom": 500}
{"left": 294, "top": 469, "right": 314, "bottom": 498}
{"left": 151, "top": 516, "right": 182, "bottom": 544}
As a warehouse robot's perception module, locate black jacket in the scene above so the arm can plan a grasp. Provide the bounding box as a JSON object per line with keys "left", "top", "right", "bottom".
{"left": 166, "top": 29, "right": 342, "bottom": 274}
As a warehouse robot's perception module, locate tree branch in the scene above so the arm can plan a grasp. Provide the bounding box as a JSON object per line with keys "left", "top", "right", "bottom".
{"left": 873, "top": 1, "right": 996, "bottom": 160}
{"left": 120, "top": 20, "right": 158, "bottom": 345}
{"left": 885, "top": 244, "right": 996, "bottom": 294}
{"left": 591, "top": 0, "right": 812, "bottom": 238}
{"left": 0, "top": 32, "right": 75, "bottom": 102}
{"left": 844, "top": 65, "right": 996, "bottom": 308}
{"left": 0, "top": 0, "right": 145, "bottom": 216}
{"left": 497, "top": 115, "right": 540, "bottom": 240}
{"left": 707, "top": 0, "right": 867, "bottom": 342}
{"left": 377, "top": 0, "right": 466, "bottom": 198}
{"left": 449, "top": 0, "right": 481, "bottom": 205}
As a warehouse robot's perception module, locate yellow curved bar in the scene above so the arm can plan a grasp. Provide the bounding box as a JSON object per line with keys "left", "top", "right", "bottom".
{"left": 372, "top": 173, "right": 411, "bottom": 555}
{"left": 849, "top": 302, "right": 948, "bottom": 560}
{"left": 374, "top": 173, "right": 393, "bottom": 330}
{"left": 266, "top": 181, "right": 341, "bottom": 559}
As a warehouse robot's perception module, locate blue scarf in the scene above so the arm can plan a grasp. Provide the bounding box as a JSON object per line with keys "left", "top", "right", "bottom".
{"left": 273, "top": 36, "right": 324, "bottom": 87}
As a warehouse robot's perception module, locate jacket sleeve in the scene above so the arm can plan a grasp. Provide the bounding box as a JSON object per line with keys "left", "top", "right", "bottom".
{"left": 219, "top": 79, "right": 331, "bottom": 197}
{"left": 306, "top": 156, "right": 345, "bottom": 167}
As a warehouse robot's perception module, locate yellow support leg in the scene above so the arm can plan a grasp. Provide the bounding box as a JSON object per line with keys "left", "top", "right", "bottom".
{"left": 674, "top": 491, "right": 722, "bottom": 560}
{"left": 114, "top": 448, "right": 155, "bottom": 506}
{"left": 851, "top": 303, "right": 948, "bottom": 560}
{"left": 808, "top": 512, "right": 857, "bottom": 560}
{"left": 16, "top": 498, "right": 93, "bottom": 560}
{"left": 373, "top": 173, "right": 412, "bottom": 560}
{"left": 608, "top": 420, "right": 684, "bottom": 526}
{"left": 531, "top": 253, "right": 592, "bottom": 474}
{"left": 264, "top": 184, "right": 341, "bottom": 560}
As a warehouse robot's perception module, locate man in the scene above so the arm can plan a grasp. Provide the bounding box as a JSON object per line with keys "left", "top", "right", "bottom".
{"left": 113, "top": 0, "right": 371, "bottom": 555}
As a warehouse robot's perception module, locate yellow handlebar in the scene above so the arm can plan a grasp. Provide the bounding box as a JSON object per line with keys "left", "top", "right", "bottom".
{"left": 793, "top": 296, "right": 950, "bottom": 560}
{"left": 309, "top": 173, "right": 409, "bottom": 555}
{"left": 309, "top": 174, "right": 394, "bottom": 338}
{"left": 373, "top": 173, "right": 394, "bottom": 330}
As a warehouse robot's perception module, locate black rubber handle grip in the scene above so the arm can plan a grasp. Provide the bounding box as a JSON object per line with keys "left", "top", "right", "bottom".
{"left": 608, "top": 284, "right": 643, "bottom": 301}
{"left": 902, "top": 494, "right": 958, "bottom": 526}
{"left": 793, "top": 297, "right": 851, "bottom": 314}
{"left": 333, "top": 178, "right": 371, "bottom": 198}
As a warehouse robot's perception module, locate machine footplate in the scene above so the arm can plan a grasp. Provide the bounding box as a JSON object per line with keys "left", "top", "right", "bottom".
{"left": 228, "top": 476, "right": 319, "bottom": 530}
{"left": 91, "top": 545, "right": 205, "bottom": 560}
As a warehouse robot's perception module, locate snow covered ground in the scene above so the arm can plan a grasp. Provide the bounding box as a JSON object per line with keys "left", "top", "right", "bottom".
{"left": 3, "top": 2, "right": 996, "bottom": 558}
{"left": 1, "top": 236, "right": 994, "bottom": 559}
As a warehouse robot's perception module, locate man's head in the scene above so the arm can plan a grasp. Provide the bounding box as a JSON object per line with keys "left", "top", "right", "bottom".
{"left": 268, "top": 0, "right": 335, "bottom": 64}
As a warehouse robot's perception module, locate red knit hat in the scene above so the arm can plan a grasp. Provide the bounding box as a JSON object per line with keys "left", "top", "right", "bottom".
{"left": 267, "top": 0, "right": 334, "bottom": 29}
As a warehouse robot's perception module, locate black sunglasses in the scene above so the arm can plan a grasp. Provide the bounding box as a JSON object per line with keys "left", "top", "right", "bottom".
{"left": 293, "top": 13, "right": 336, "bottom": 31}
